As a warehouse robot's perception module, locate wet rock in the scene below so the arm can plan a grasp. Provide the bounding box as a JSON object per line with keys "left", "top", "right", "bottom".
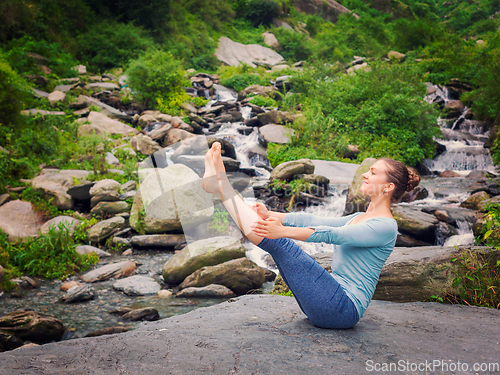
{"left": 75, "top": 245, "right": 112, "bottom": 258}
{"left": 147, "top": 123, "right": 172, "bottom": 142}
{"left": 90, "top": 201, "right": 129, "bottom": 217}
{"left": 130, "top": 234, "right": 185, "bottom": 249}
{"left": 0, "top": 200, "right": 41, "bottom": 242}
{"left": 477, "top": 195, "right": 500, "bottom": 212}
{"left": 85, "top": 327, "right": 129, "bottom": 338}
{"left": 270, "top": 159, "right": 315, "bottom": 181}
{"left": 420, "top": 206, "right": 476, "bottom": 227}
{"left": 460, "top": 191, "right": 490, "bottom": 210}
{"left": 400, "top": 185, "right": 429, "bottom": 203}
{"left": 179, "top": 257, "right": 265, "bottom": 296}
{"left": 61, "top": 285, "right": 96, "bottom": 304}
{"left": 112, "top": 237, "right": 132, "bottom": 248}
{"left": 439, "top": 169, "right": 461, "bottom": 177}
{"left": 258, "top": 124, "right": 295, "bottom": 146}
{"left": 40, "top": 216, "right": 80, "bottom": 235}
{"left": 176, "top": 284, "right": 236, "bottom": 298}
{"left": 391, "top": 205, "right": 439, "bottom": 244}
{"left": 0, "top": 310, "right": 65, "bottom": 344}
{"left": 32, "top": 172, "right": 74, "bottom": 210}
{"left": 0, "top": 331, "right": 24, "bottom": 352}
{"left": 296, "top": 174, "right": 330, "bottom": 188}
{"left": 113, "top": 275, "right": 161, "bottom": 296}
{"left": 163, "top": 236, "right": 246, "bottom": 285}
{"left": 445, "top": 100, "right": 465, "bottom": 118}
{"left": 78, "top": 111, "right": 137, "bottom": 137}
{"left": 215, "top": 36, "right": 284, "bottom": 68}
{"left": 121, "top": 307, "right": 159, "bottom": 321}
{"left": 81, "top": 260, "right": 136, "bottom": 283}
{"left": 129, "top": 164, "right": 213, "bottom": 234}
{"left": 60, "top": 281, "right": 82, "bottom": 292}
{"left": 467, "top": 170, "right": 493, "bottom": 179}
{"left": 158, "top": 289, "right": 173, "bottom": 298}
{"left": 88, "top": 217, "right": 125, "bottom": 243}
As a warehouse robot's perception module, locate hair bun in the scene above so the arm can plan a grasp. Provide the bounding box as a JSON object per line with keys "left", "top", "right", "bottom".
{"left": 406, "top": 168, "right": 420, "bottom": 192}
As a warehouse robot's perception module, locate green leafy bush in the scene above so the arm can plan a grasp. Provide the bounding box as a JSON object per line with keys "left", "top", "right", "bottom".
{"left": 126, "top": 49, "right": 189, "bottom": 110}
{"left": 6, "top": 222, "right": 99, "bottom": 280}
{"left": 73, "top": 21, "right": 155, "bottom": 73}
{"left": 248, "top": 95, "right": 278, "bottom": 108}
{"left": 234, "top": 0, "right": 280, "bottom": 27}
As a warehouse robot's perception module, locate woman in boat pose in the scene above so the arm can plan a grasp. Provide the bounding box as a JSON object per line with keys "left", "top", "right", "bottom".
{"left": 202, "top": 142, "right": 420, "bottom": 329}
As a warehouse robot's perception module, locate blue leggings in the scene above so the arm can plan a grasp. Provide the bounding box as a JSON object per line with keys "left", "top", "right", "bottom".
{"left": 258, "top": 237, "right": 359, "bottom": 329}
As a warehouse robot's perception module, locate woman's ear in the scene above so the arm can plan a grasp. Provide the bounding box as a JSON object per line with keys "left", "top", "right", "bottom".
{"left": 387, "top": 182, "right": 395, "bottom": 193}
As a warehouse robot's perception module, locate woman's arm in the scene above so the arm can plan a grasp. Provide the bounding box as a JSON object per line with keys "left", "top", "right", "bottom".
{"left": 251, "top": 217, "right": 314, "bottom": 240}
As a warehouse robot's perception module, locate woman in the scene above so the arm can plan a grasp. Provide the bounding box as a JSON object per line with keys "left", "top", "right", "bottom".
{"left": 202, "top": 142, "right": 420, "bottom": 329}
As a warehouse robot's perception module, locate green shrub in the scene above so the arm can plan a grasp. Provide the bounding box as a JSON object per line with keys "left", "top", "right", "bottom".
{"left": 248, "top": 95, "right": 278, "bottom": 108}
{"left": 126, "top": 49, "right": 190, "bottom": 110}
{"left": 272, "top": 28, "right": 313, "bottom": 63}
{"left": 0, "top": 54, "right": 29, "bottom": 128}
{"left": 6, "top": 222, "right": 99, "bottom": 280}
{"left": 235, "top": 0, "right": 280, "bottom": 27}
{"left": 73, "top": 21, "right": 155, "bottom": 73}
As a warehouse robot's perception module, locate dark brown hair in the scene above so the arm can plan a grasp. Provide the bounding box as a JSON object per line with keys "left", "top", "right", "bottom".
{"left": 379, "top": 158, "right": 420, "bottom": 203}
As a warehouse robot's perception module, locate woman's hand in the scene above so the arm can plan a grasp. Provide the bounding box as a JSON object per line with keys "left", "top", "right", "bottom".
{"left": 251, "top": 202, "right": 269, "bottom": 220}
{"left": 250, "top": 217, "right": 287, "bottom": 239}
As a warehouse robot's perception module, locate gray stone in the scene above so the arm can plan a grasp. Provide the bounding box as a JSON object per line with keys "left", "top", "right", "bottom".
{"left": 238, "top": 85, "right": 277, "bottom": 101}
{"left": 311, "top": 160, "right": 360, "bottom": 185}
{"left": 61, "top": 285, "right": 96, "bottom": 304}
{"left": 176, "top": 284, "right": 236, "bottom": 298}
{"left": 259, "top": 124, "right": 295, "bottom": 145}
{"left": 129, "top": 164, "right": 213, "bottom": 234}
{"left": 0, "top": 193, "right": 11, "bottom": 207}
{"left": 387, "top": 50, "right": 405, "bottom": 62}
{"left": 293, "top": 0, "right": 358, "bottom": 22}
{"left": 147, "top": 123, "right": 172, "bottom": 142}
{"left": 0, "top": 310, "right": 65, "bottom": 344}
{"left": 162, "top": 128, "right": 196, "bottom": 147}
{"left": 66, "top": 182, "right": 96, "bottom": 201}
{"left": 179, "top": 257, "right": 265, "bottom": 295}
{"left": 81, "top": 260, "right": 136, "bottom": 283}
{"left": 30, "top": 87, "right": 49, "bottom": 98}
{"left": 0, "top": 201, "right": 40, "bottom": 242}
{"left": 31, "top": 172, "right": 74, "bottom": 210}
{"left": 88, "top": 217, "right": 125, "bottom": 243}
{"left": 121, "top": 181, "right": 136, "bottom": 192}
{"left": 1, "top": 295, "right": 497, "bottom": 374}
{"left": 113, "top": 275, "right": 161, "bottom": 296}
{"left": 121, "top": 307, "right": 159, "bottom": 322}
{"left": 75, "top": 245, "right": 111, "bottom": 257}
{"left": 105, "top": 152, "right": 120, "bottom": 166}
{"left": 460, "top": 191, "right": 490, "bottom": 210}
{"left": 90, "top": 201, "right": 129, "bottom": 217}
{"left": 175, "top": 155, "right": 241, "bottom": 172}
{"left": 78, "top": 111, "right": 137, "bottom": 137}
{"left": 74, "top": 64, "right": 86, "bottom": 74}
{"left": 54, "top": 84, "right": 72, "bottom": 92}
{"left": 48, "top": 91, "right": 67, "bottom": 107}
{"left": 40, "top": 216, "right": 80, "bottom": 235}
{"left": 85, "top": 82, "right": 120, "bottom": 91}
{"left": 256, "top": 110, "right": 295, "bottom": 126}
{"left": 21, "top": 109, "right": 66, "bottom": 116}
{"left": 262, "top": 31, "right": 279, "bottom": 48}
{"left": 77, "top": 95, "right": 132, "bottom": 122}
{"left": 215, "top": 36, "right": 284, "bottom": 68}
{"left": 270, "top": 159, "right": 315, "bottom": 181}
{"left": 89, "top": 179, "right": 120, "bottom": 199}
{"left": 163, "top": 236, "right": 245, "bottom": 285}
{"left": 392, "top": 205, "right": 439, "bottom": 244}
{"left": 130, "top": 235, "right": 186, "bottom": 249}
{"left": 130, "top": 134, "right": 161, "bottom": 156}
{"left": 347, "top": 62, "right": 370, "bottom": 75}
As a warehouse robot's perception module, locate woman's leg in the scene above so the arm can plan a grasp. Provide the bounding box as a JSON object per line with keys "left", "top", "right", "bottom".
{"left": 202, "top": 142, "right": 264, "bottom": 245}
{"left": 259, "top": 237, "right": 359, "bottom": 329}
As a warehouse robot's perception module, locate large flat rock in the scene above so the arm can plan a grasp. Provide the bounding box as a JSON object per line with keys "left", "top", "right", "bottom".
{"left": 311, "top": 160, "right": 360, "bottom": 184}
{"left": 0, "top": 295, "right": 498, "bottom": 374}
{"left": 215, "top": 36, "right": 284, "bottom": 68}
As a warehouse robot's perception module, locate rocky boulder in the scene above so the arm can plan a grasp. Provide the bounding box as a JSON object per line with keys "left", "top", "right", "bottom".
{"left": 343, "top": 158, "right": 376, "bottom": 215}
{"left": 78, "top": 95, "right": 132, "bottom": 122}
{"left": 387, "top": 50, "right": 405, "bottom": 63}
{"left": 129, "top": 164, "right": 213, "bottom": 234}
{"left": 162, "top": 128, "right": 196, "bottom": 147}
{"left": 215, "top": 36, "right": 284, "bottom": 68}
{"left": 176, "top": 284, "right": 236, "bottom": 298}
{"left": 31, "top": 172, "right": 74, "bottom": 210}
{"left": 90, "top": 201, "right": 129, "bottom": 217}
{"left": 78, "top": 111, "right": 137, "bottom": 137}
{"left": 392, "top": 205, "right": 439, "bottom": 244}
{"left": 460, "top": 191, "right": 490, "bottom": 210}
{"left": 60, "top": 285, "right": 96, "bottom": 304}
{"left": 256, "top": 110, "right": 295, "bottom": 126}
{"left": 130, "top": 134, "right": 161, "bottom": 156}
{"left": 81, "top": 260, "right": 136, "bottom": 283}
{"left": 0, "top": 200, "right": 41, "bottom": 242}
{"left": 130, "top": 234, "right": 186, "bottom": 249}
{"left": 88, "top": 216, "right": 125, "bottom": 243}
{"left": 75, "top": 245, "right": 111, "bottom": 257}
{"left": 179, "top": 257, "right": 265, "bottom": 295}
{"left": 238, "top": 85, "right": 278, "bottom": 101}
{"left": 259, "top": 124, "right": 295, "bottom": 146}
{"left": 262, "top": 31, "right": 279, "bottom": 48}
{"left": 40, "top": 216, "right": 80, "bottom": 235}
{"left": 2, "top": 296, "right": 497, "bottom": 373}
{"left": 89, "top": 179, "right": 121, "bottom": 207}
{"left": 293, "top": 0, "right": 358, "bottom": 23}
{"left": 0, "top": 310, "right": 65, "bottom": 344}
{"left": 270, "top": 159, "right": 315, "bottom": 181}
{"left": 162, "top": 236, "right": 246, "bottom": 285}
{"left": 48, "top": 91, "right": 67, "bottom": 107}
{"left": 113, "top": 275, "right": 161, "bottom": 296}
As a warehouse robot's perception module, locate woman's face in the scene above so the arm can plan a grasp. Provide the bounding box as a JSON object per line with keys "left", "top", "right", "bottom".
{"left": 359, "top": 160, "right": 390, "bottom": 196}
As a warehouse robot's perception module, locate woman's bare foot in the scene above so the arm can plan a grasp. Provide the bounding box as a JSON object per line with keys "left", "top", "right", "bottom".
{"left": 211, "top": 142, "right": 227, "bottom": 179}
{"left": 202, "top": 144, "right": 222, "bottom": 197}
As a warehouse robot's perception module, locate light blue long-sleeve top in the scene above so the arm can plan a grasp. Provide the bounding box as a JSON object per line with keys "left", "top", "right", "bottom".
{"left": 283, "top": 211, "right": 398, "bottom": 318}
